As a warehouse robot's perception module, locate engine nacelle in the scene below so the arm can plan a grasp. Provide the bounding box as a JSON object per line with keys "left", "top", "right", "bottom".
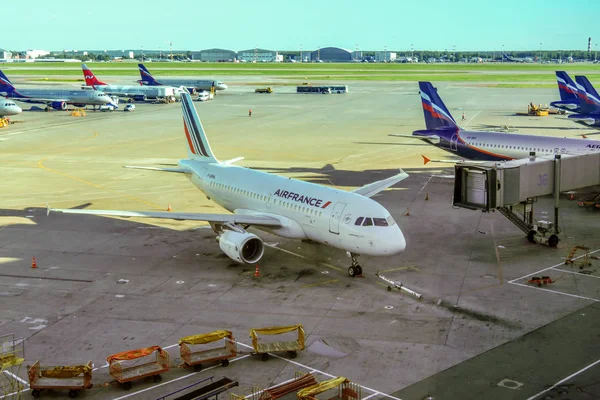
{"left": 73, "top": 103, "right": 85, "bottom": 108}
{"left": 51, "top": 101, "right": 67, "bottom": 110}
{"left": 186, "top": 87, "right": 197, "bottom": 95}
{"left": 133, "top": 94, "right": 147, "bottom": 102}
{"left": 218, "top": 230, "right": 264, "bottom": 264}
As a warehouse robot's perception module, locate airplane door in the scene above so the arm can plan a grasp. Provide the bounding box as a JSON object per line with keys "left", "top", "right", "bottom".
{"left": 450, "top": 134, "right": 459, "bottom": 151}
{"left": 329, "top": 202, "right": 347, "bottom": 234}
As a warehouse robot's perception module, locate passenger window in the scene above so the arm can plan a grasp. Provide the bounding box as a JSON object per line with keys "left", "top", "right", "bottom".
{"left": 355, "top": 217, "right": 364, "bottom": 226}
{"left": 373, "top": 218, "right": 389, "bottom": 226}
{"left": 363, "top": 218, "right": 373, "bottom": 226}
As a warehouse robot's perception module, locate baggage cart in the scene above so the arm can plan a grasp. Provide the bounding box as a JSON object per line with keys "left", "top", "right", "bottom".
{"left": 297, "top": 376, "right": 361, "bottom": 400}
{"left": 250, "top": 325, "right": 305, "bottom": 361}
{"left": 107, "top": 346, "right": 169, "bottom": 390}
{"left": 179, "top": 330, "right": 237, "bottom": 371}
{"left": 27, "top": 361, "right": 92, "bottom": 398}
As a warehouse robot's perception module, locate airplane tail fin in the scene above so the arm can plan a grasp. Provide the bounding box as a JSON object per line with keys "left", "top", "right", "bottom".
{"left": 575, "top": 75, "right": 600, "bottom": 113}
{"left": 555, "top": 71, "right": 578, "bottom": 101}
{"left": 81, "top": 64, "right": 106, "bottom": 87}
{"left": 138, "top": 63, "right": 158, "bottom": 86}
{"left": 502, "top": 53, "right": 511, "bottom": 61}
{"left": 180, "top": 92, "right": 218, "bottom": 162}
{"left": 418, "top": 81, "right": 459, "bottom": 131}
{"left": 0, "top": 69, "right": 15, "bottom": 92}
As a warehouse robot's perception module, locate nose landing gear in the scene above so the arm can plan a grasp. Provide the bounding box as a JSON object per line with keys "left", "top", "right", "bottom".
{"left": 347, "top": 253, "right": 363, "bottom": 277}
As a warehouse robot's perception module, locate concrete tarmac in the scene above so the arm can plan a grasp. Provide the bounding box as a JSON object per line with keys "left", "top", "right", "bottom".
{"left": 0, "top": 77, "right": 599, "bottom": 399}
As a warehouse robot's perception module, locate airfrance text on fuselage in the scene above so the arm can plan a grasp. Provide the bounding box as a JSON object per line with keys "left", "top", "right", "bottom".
{"left": 274, "top": 189, "right": 331, "bottom": 208}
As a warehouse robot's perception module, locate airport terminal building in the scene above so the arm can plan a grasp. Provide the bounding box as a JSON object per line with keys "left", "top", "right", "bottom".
{"left": 238, "top": 49, "right": 280, "bottom": 62}
{"left": 311, "top": 47, "right": 352, "bottom": 62}
{"left": 200, "top": 48, "right": 237, "bottom": 62}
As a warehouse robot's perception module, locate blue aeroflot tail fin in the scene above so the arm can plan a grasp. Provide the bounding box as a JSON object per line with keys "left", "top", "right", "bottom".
{"left": 575, "top": 75, "right": 600, "bottom": 113}
{"left": 0, "top": 69, "right": 15, "bottom": 91}
{"left": 555, "top": 71, "right": 578, "bottom": 101}
{"left": 138, "top": 64, "right": 159, "bottom": 86}
{"left": 418, "top": 82, "right": 459, "bottom": 131}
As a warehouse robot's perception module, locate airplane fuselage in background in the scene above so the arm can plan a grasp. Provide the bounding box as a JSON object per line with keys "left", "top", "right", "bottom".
{"left": 0, "top": 100, "right": 22, "bottom": 116}
{"left": 2, "top": 89, "right": 114, "bottom": 107}
{"left": 179, "top": 159, "right": 406, "bottom": 257}
{"left": 140, "top": 77, "right": 227, "bottom": 91}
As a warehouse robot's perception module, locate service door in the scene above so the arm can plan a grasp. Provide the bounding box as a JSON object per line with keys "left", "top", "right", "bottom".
{"left": 450, "top": 134, "right": 459, "bottom": 151}
{"left": 329, "top": 202, "right": 347, "bottom": 234}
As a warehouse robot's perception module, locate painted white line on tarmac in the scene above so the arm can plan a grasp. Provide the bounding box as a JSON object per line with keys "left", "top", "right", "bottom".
{"left": 508, "top": 248, "right": 600, "bottom": 283}
{"left": 526, "top": 357, "right": 600, "bottom": 400}
{"left": 111, "top": 354, "right": 250, "bottom": 400}
{"left": 510, "top": 282, "right": 600, "bottom": 303}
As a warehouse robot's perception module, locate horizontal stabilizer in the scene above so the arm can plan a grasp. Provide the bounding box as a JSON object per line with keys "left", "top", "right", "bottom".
{"left": 353, "top": 169, "right": 409, "bottom": 198}
{"left": 124, "top": 165, "right": 190, "bottom": 173}
{"left": 422, "top": 155, "right": 486, "bottom": 165}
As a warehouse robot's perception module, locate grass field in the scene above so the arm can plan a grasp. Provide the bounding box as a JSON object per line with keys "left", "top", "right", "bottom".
{"left": 2, "top": 61, "right": 600, "bottom": 83}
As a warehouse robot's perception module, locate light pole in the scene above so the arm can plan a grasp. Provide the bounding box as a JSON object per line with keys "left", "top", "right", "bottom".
{"left": 411, "top": 43, "right": 414, "bottom": 59}
{"left": 317, "top": 46, "right": 320, "bottom": 61}
{"left": 539, "top": 42, "right": 543, "bottom": 62}
{"left": 502, "top": 44, "right": 504, "bottom": 62}
{"left": 384, "top": 45, "right": 387, "bottom": 62}
{"left": 453, "top": 44, "right": 456, "bottom": 62}
{"left": 141, "top": 46, "right": 144, "bottom": 62}
{"left": 300, "top": 44, "right": 302, "bottom": 63}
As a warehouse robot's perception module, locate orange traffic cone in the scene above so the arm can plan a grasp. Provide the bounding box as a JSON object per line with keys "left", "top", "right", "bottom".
{"left": 568, "top": 193, "right": 575, "bottom": 200}
{"left": 254, "top": 264, "right": 260, "bottom": 277}
{"left": 425, "top": 193, "right": 429, "bottom": 201}
{"left": 31, "top": 257, "right": 37, "bottom": 269}
{"left": 405, "top": 208, "right": 410, "bottom": 216}
{"left": 167, "top": 204, "right": 172, "bottom": 211}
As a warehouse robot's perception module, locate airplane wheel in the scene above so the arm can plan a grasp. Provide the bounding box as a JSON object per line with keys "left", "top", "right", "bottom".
{"left": 356, "top": 265, "right": 363, "bottom": 275}
{"left": 548, "top": 234, "right": 559, "bottom": 248}
{"left": 348, "top": 266, "right": 356, "bottom": 277}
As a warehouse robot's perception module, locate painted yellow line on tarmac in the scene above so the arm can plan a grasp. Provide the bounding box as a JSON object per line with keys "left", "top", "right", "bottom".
{"left": 378, "top": 265, "right": 419, "bottom": 273}
{"left": 264, "top": 244, "right": 343, "bottom": 272}
{"left": 301, "top": 279, "right": 339, "bottom": 288}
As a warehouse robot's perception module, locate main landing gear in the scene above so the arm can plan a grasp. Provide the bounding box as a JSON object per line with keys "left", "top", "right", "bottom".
{"left": 347, "top": 253, "right": 363, "bottom": 277}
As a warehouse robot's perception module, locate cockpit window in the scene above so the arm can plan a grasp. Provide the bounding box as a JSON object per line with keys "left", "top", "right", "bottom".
{"left": 362, "top": 218, "right": 373, "bottom": 226}
{"left": 386, "top": 215, "right": 396, "bottom": 226}
{"left": 355, "top": 217, "right": 364, "bottom": 226}
{"left": 373, "top": 218, "right": 389, "bottom": 227}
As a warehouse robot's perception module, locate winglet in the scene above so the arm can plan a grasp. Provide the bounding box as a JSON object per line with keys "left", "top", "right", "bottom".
{"left": 45, "top": 202, "right": 51, "bottom": 216}
{"left": 422, "top": 155, "right": 431, "bottom": 165}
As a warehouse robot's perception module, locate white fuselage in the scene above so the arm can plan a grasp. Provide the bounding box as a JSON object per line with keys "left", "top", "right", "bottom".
{"left": 6, "top": 89, "right": 115, "bottom": 106}
{"left": 178, "top": 159, "right": 406, "bottom": 257}
{"left": 92, "top": 84, "right": 176, "bottom": 100}
{"left": 0, "top": 100, "right": 22, "bottom": 116}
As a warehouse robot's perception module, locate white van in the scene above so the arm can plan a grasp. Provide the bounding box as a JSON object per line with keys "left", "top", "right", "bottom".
{"left": 196, "top": 91, "right": 212, "bottom": 102}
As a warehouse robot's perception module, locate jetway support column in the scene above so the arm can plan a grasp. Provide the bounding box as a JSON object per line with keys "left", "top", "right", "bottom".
{"left": 554, "top": 154, "right": 561, "bottom": 236}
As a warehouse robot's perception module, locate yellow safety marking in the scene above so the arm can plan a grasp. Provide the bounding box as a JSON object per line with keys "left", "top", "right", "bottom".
{"left": 378, "top": 266, "right": 419, "bottom": 273}
{"left": 301, "top": 279, "right": 339, "bottom": 288}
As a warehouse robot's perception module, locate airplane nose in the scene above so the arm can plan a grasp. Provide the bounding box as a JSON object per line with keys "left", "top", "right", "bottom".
{"left": 13, "top": 106, "right": 22, "bottom": 114}
{"left": 219, "top": 84, "right": 228, "bottom": 90}
{"left": 390, "top": 226, "right": 406, "bottom": 254}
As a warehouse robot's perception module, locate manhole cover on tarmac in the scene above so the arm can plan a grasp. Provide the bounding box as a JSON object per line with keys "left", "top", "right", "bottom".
{"left": 497, "top": 379, "right": 523, "bottom": 390}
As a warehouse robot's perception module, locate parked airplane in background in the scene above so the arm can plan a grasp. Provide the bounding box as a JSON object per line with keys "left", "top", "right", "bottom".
{"left": 567, "top": 75, "right": 600, "bottom": 128}
{"left": 0, "top": 99, "right": 22, "bottom": 116}
{"left": 81, "top": 64, "right": 185, "bottom": 101}
{"left": 49, "top": 93, "right": 408, "bottom": 277}
{"left": 502, "top": 53, "right": 534, "bottom": 63}
{"left": 0, "top": 70, "right": 116, "bottom": 111}
{"left": 550, "top": 71, "right": 581, "bottom": 113}
{"left": 390, "top": 82, "right": 600, "bottom": 162}
{"left": 137, "top": 64, "right": 228, "bottom": 93}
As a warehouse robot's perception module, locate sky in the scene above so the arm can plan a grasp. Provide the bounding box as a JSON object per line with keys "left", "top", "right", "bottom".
{"left": 3, "top": 0, "right": 598, "bottom": 52}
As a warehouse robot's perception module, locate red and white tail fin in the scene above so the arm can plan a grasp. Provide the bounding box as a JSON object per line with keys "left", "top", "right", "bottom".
{"left": 81, "top": 64, "right": 106, "bottom": 87}
{"left": 180, "top": 93, "right": 218, "bottom": 162}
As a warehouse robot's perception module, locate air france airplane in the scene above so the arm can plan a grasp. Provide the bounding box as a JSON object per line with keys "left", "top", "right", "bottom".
{"left": 137, "top": 64, "right": 227, "bottom": 94}
{"left": 0, "top": 69, "right": 117, "bottom": 111}
{"left": 82, "top": 64, "right": 185, "bottom": 101}
{"left": 48, "top": 93, "right": 408, "bottom": 277}
{"left": 390, "top": 81, "right": 600, "bottom": 163}
{"left": 0, "top": 100, "right": 21, "bottom": 116}
{"left": 550, "top": 71, "right": 581, "bottom": 113}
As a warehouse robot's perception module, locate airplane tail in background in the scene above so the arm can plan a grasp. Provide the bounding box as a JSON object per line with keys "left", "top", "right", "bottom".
{"left": 575, "top": 75, "right": 600, "bottom": 113}
{"left": 555, "top": 71, "right": 578, "bottom": 101}
{"left": 180, "top": 93, "right": 218, "bottom": 162}
{"left": 502, "top": 53, "right": 512, "bottom": 62}
{"left": 418, "top": 81, "right": 459, "bottom": 131}
{"left": 0, "top": 69, "right": 16, "bottom": 92}
{"left": 138, "top": 64, "right": 159, "bottom": 86}
{"left": 81, "top": 64, "right": 106, "bottom": 87}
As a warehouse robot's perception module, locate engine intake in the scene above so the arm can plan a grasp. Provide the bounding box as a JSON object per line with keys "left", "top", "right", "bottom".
{"left": 218, "top": 230, "right": 264, "bottom": 264}
{"left": 51, "top": 101, "right": 67, "bottom": 110}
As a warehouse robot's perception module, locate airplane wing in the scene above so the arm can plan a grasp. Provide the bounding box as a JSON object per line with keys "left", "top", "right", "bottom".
{"left": 124, "top": 165, "right": 190, "bottom": 173}
{"left": 389, "top": 133, "right": 440, "bottom": 144}
{"left": 421, "top": 155, "right": 488, "bottom": 165}
{"left": 46, "top": 204, "right": 282, "bottom": 227}
{"left": 352, "top": 169, "right": 409, "bottom": 198}
{"left": 13, "top": 98, "right": 70, "bottom": 104}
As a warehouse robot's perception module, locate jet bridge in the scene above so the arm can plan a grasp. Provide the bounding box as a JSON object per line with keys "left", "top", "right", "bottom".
{"left": 453, "top": 152, "right": 600, "bottom": 246}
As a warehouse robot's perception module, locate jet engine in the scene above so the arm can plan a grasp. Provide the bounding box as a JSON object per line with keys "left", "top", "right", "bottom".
{"left": 186, "top": 87, "right": 197, "bottom": 95}
{"left": 51, "top": 101, "right": 67, "bottom": 110}
{"left": 133, "top": 94, "right": 147, "bottom": 102}
{"left": 217, "top": 230, "right": 264, "bottom": 264}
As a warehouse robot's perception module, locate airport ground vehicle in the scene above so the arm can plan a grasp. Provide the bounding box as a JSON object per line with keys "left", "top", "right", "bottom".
{"left": 577, "top": 193, "right": 600, "bottom": 210}
{"left": 27, "top": 361, "right": 93, "bottom": 398}
{"left": 124, "top": 104, "right": 136, "bottom": 112}
{"left": 255, "top": 87, "right": 273, "bottom": 93}
{"left": 329, "top": 85, "right": 348, "bottom": 93}
{"left": 296, "top": 86, "right": 331, "bottom": 94}
{"left": 179, "top": 330, "right": 237, "bottom": 371}
{"left": 100, "top": 104, "right": 115, "bottom": 112}
{"left": 107, "top": 346, "right": 169, "bottom": 390}
{"left": 196, "top": 91, "right": 213, "bottom": 101}
{"left": 250, "top": 325, "right": 305, "bottom": 361}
